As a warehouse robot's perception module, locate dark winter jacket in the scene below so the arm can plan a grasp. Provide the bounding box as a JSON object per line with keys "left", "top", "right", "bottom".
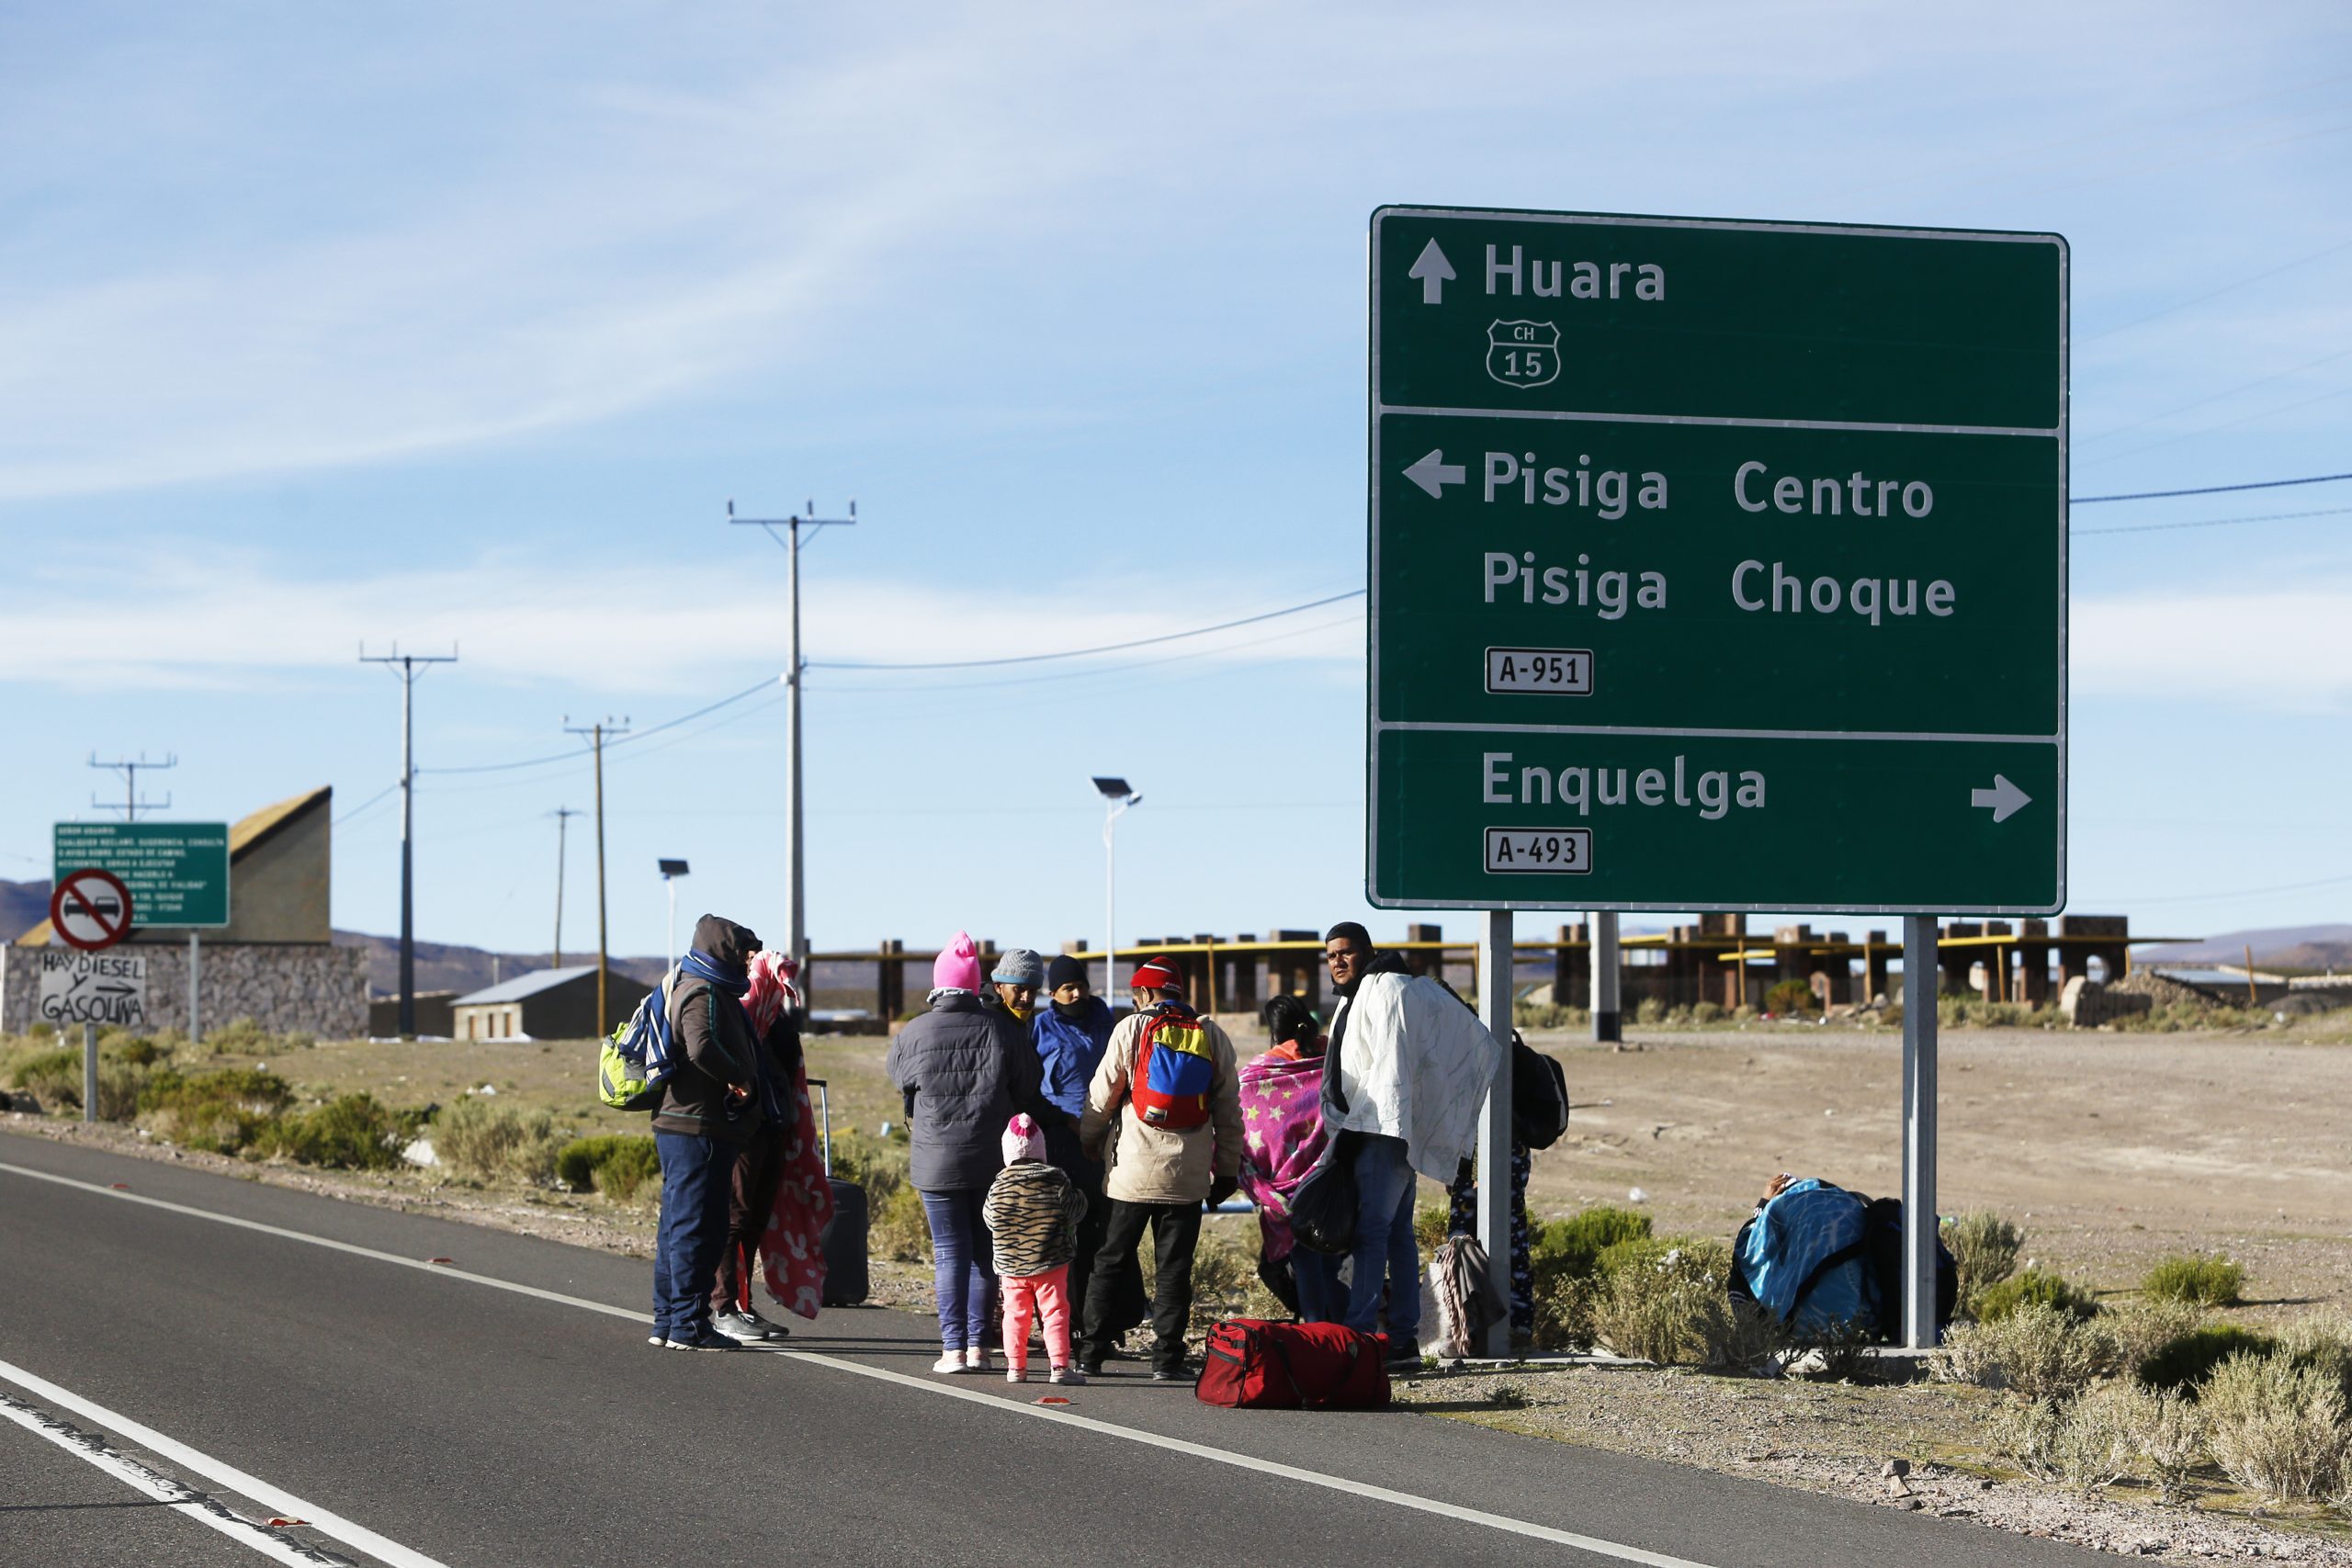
{"left": 885, "top": 991, "right": 1047, "bottom": 1191}
{"left": 654, "top": 915, "right": 762, "bottom": 1145}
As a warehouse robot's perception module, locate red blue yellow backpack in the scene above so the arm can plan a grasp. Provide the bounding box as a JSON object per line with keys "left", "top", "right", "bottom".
{"left": 1130, "top": 1002, "right": 1217, "bottom": 1129}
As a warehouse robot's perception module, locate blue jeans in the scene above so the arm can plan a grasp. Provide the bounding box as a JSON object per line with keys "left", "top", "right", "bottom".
{"left": 1292, "top": 1246, "right": 1344, "bottom": 1324}
{"left": 1342, "top": 1134, "right": 1421, "bottom": 1344}
{"left": 653, "top": 1132, "right": 736, "bottom": 1340}
{"left": 922, "top": 1189, "right": 994, "bottom": 1351}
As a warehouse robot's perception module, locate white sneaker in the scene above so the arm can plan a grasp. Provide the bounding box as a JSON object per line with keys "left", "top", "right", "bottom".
{"left": 964, "top": 1346, "right": 992, "bottom": 1372}
{"left": 932, "top": 1352, "right": 966, "bottom": 1374}
{"left": 713, "top": 1310, "right": 772, "bottom": 1344}
{"left": 1006, "top": 1367, "right": 1027, "bottom": 1383}
{"left": 1050, "top": 1365, "right": 1086, "bottom": 1386}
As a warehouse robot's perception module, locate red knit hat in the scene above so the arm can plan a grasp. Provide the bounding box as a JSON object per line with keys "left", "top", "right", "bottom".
{"left": 1128, "top": 955, "right": 1184, "bottom": 996}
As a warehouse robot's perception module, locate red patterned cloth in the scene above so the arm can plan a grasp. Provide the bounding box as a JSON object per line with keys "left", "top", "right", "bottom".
{"left": 747, "top": 952, "right": 834, "bottom": 1319}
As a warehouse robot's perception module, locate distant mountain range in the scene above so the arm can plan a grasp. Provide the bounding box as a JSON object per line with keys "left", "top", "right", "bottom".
{"left": 2136, "top": 924, "right": 2352, "bottom": 973}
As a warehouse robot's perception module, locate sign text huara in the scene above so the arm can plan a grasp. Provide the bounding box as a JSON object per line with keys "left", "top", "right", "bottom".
{"left": 1367, "top": 206, "right": 2067, "bottom": 914}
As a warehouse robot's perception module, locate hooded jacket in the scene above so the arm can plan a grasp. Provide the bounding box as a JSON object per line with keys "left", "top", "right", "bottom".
{"left": 1033, "top": 993, "right": 1114, "bottom": 1121}
{"left": 885, "top": 991, "right": 1047, "bottom": 1191}
{"left": 1079, "top": 1006, "right": 1243, "bottom": 1205}
{"left": 653, "top": 915, "right": 763, "bottom": 1145}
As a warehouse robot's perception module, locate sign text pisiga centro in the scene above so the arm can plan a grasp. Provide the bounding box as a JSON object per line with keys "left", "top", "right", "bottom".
{"left": 1367, "top": 206, "right": 2067, "bottom": 914}
{"left": 52, "top": 822, "right": 232, "bottom": 929}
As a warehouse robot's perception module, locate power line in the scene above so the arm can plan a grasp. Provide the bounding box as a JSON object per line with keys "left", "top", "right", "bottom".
{"left": 809, "top": 588, "right": 1366, "bottom": 671}
{"left": 2085, "top": 233, "right": 2352, "bottom": 342}
{"left": 419, "top": 673, "right": 779, "bottom": 775}
{"left": 2074, "top": 503, "right": 2352, "bottom": 537}
{"left": 334, "top": 781, "right": 400, "bottom": 826}
{"left": 2070, "top": 470, "right": 2352, "bottom": 505}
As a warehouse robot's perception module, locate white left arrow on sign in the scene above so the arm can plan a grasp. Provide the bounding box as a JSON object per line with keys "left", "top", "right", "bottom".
{"left": 1408, "top": 239, "right": 1455, "bottom": 305}
{"left": 1403, "top": 450, "right": 1466, "bottom": 499}
{"left": 1969, "top": 774, "right": 2031, "bottom": 824}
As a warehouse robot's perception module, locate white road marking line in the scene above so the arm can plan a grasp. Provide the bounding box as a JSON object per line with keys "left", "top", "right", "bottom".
{"left": 0, "top": 1388, "right": 350, "bottom": 1567}
{"left": 0, "top": 1158, "right": 1716, "bottom": 1568}
{"left": 0, "top": 1359, "right": 452, "bottom": 1568}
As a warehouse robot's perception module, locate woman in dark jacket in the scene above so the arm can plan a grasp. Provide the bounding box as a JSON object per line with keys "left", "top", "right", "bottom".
{"left": 885, "top": 931, "right": 1046, "bottom": 1373}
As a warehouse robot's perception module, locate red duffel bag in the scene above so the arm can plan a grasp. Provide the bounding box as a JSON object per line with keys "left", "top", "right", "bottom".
{"left": 1194, "top": 1319, "right": 1391, "bottom": 1410}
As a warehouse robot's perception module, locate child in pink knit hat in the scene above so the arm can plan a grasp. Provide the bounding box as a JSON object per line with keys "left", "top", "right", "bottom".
{"left": 982, "top": 1113, "right": 1088, "bottom": 1384}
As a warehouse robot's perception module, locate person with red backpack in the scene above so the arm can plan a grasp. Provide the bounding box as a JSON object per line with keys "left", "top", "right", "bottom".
{"left": 1075, "top": 954, "right": 1243, "bottom": 1380}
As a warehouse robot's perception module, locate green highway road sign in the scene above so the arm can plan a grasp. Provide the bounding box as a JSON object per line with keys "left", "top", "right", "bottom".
{"left": 53, "top": 822, "right": 232, "bottom": 929}
{"left": 1367, "top": 206, "right": 2067, "bottom": 915}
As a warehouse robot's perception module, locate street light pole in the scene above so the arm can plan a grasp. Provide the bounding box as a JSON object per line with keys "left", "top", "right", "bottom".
{"left": 1091, "top": 778, "right": 1139, "bottom": 1003}
{"left": 361, "top": 644, "right": 457, "bottom": 1038}
{"left": 659, "top": 859, "right": 691, "bottom": 965}
{"left": 730, "top": 499, "right": 856, "bottom": 972}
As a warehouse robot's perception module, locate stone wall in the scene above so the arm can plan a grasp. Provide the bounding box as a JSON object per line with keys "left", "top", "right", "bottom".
{"left": 2, "top": 942, "right": 368, "bottom": 1039}
{"left": 2059, "top": 976, "right": 2155, "bottom": 1028}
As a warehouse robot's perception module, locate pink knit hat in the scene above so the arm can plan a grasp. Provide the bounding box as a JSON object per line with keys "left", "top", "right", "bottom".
{"left": 1001, "top": 1113, "right": 1045, "bottom": 1165}
{"left": 933, "top": 931, "right": 982, "bottom": 993}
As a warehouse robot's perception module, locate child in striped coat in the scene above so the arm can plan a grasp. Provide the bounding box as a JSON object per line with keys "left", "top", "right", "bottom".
{"left": 983, "top": 1113, "right": 1089, "bottom": 1384}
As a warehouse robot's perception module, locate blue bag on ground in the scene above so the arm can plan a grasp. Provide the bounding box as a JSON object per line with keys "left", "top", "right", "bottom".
{"left": 1730, "top": 1179, "right": 1871, "bottom": 1335}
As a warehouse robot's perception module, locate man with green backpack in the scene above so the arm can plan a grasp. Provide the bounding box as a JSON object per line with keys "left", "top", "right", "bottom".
{"left": 646, "top": 914, "right": 765, "bottom": 1351}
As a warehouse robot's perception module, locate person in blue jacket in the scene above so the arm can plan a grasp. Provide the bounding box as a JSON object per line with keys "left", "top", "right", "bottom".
{"left": 1032, "top": 953, "right": 1137, "bottom": 1341}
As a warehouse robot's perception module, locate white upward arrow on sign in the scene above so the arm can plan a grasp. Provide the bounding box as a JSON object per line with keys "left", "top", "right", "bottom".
{"left": 1403, "top": 449, "right": 1466, "bottom": 499}
{"left": 1408, "top": 239, "right": 1455, "bottom": 305}
{"left": 1970, "top": 774, "right": 2031, "bottom": 823}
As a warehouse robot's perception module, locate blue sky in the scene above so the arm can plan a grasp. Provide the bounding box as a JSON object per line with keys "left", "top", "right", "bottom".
{"left": 3, "top": 3, "right": 2348, "bottom": 961}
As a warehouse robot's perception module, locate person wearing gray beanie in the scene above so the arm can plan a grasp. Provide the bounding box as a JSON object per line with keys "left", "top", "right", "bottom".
{"left": 991, "top": 949, "right": 1046, "bottom": 993}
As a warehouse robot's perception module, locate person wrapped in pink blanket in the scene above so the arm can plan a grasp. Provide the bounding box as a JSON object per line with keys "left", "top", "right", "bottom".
{"left": 736, "top": 949, "right": 833, "bottom": 1329}
{"left": 1236, "top": 994, "right": 1341, "bottom": 1322}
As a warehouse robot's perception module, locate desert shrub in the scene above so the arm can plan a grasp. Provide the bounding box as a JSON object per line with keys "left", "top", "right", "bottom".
{"left": 1589, "top": 1240, "right": 1735, "bottom": 1366}
{"left": 871, "top": 1182, "right": 931, "bottom": 1262}
{"left": 1763, "top": 979, "right": 1817, "bottom": 1017}
{"left": 9, "top": 1047, "right": 152, "bottom": 1120}
{"left": 2106, "top": 1297, "right": 2211, "bottom": 1379}
{"left": 1940, "top": 1302, "right": 2120, "bottom": 1402}
{"left": 1489, "top": 1382, "right": 1529, "bottom": 1409}
{"left": 1791, "top": 1315, "right": 1874, "bottom": 1382}
{"left": 1532, "top": 1271, "right": 1604, "bottom": 1351}
{"left": 829, "top": 1128, "right": 909, "bottom": 1202}
{"left": 1975, "top": 1267, "right": 2098, "bottom": 1323}
{"left": 1995, "top": 1380, "right": 2151, "bottom": 1489}
{"left": 1513, "top": 1000, "right": 1587, "bottom": 1031}
{"left": 1172, "top": 1224, "right": 1271, "bottom": 1332}
{"left": 433, "top": 1098, "right": 565, "bottom": 1184}
{"left": 137, "top": 1066, "right": 295, "bottom": 1154}
{"left": 1532, "top": 1205, "right": 1652, "bottom": 1284}
{"left": 105, "top": 1035, "right": 166, "bottom": 1067}
{"left": 1414, "top": 1201, "right": 1452, "bottom": 1254}
{"left": 1690, "top": 1000, "right": 1725, "bottom": 1024}
{"left": 555, "top": 1134, "right": 661, "bottom": 1201}
{"left": 1941, "top": 1211, "right": 2022, "bottom": 1311}
{"left": 2274, "top": 1311, "right": 2352, "bottom": 1407}
{"left": 200, "top": 1016, "right": 314, "bottom": 1055}
{"left": 2136, "top": 1325, "right": 2277, "bottom": 1394}
{"left": 2103, "top": 1380, "right": 2207, "bottom": 1503}
{"left": 2140, "top": 1252, "right": 2245, "bottom": 1308}
{"left": 1634, "top": 998, "right": 1668, "bottom": 1025}
{"left": 259, "top": 1094, "right": 422, "bottom": 1170}
{"left": 2199, "top": 1353, "right": 2350, "bottom": 1504}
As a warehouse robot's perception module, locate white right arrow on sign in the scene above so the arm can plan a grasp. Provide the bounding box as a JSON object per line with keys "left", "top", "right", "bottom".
{"left": 1970, "top": 774, "right": 2031, "bottom": 823}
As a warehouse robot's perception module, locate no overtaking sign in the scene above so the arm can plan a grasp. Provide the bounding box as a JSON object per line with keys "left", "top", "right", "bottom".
{"left": 50, "top": 868, "right": 133, "bottom": 952}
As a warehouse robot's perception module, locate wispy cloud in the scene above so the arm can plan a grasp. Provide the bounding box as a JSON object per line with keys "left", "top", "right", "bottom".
{"left": 2075, "top": 580, "right": 2352, "bottom": 710}
{"left": 0, "top": 546, "right": 1358, "bottom": 693}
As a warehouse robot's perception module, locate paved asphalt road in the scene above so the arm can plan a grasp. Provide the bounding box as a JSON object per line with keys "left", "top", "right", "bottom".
{"left": 0, "top": 1130, "right": 2110, "bottom": 1568}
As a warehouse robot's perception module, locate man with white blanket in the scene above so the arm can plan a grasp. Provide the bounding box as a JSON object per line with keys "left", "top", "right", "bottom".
{"left": 1319, "top": 921, "right": 1504, "bottom": 1371}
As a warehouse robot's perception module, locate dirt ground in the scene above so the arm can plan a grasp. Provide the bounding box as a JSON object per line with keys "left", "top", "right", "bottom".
{"left": 167, "top": 1019, "right": 2352, "bottom": 1315}
{"left": 1521, "top": 1024, "right": 2352, "bottom": 1320}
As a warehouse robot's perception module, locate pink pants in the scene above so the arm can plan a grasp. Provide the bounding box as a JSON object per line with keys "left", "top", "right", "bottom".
{"left": 1001, "top": 1264, "right": 1072, "bottom": 1372}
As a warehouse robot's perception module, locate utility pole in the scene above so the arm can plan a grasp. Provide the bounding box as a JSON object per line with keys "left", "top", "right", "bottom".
{"left": 550, "top": 807, "right": 582, "bottom": 966}
{"left": 360, "top": 644, "right": 458, "bottom": 1039}
{"left": 87, "top": 751, "right": 175, "bottom": 819}
{"left": 564, "top": 719, "right": 628, "bottom": 1035}
{"left": 729, "top": 497, "right": 857, "bottom": 973}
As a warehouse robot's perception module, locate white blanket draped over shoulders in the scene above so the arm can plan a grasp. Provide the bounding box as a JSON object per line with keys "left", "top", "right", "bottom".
{"left": 1326, "top": 971, "right": 1504, "bottom": 1181}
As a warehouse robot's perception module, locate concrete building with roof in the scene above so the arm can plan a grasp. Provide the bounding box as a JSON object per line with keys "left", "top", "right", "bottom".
{"left": 4, "top": 786, "right": 368, "bottom": 1037}
{"left": 451, "top": 965, "right": 650, "bottom": 1043}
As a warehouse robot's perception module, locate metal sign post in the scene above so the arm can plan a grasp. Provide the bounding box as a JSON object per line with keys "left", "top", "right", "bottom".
{"left": 1902, "top": 916, "right": 1940, "bottom": 1348}
{"left": 1474, "top": 909, "right": 1515, "bottom": 1357}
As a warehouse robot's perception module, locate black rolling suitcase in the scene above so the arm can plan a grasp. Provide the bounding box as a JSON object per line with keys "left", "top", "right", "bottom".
{"left": 808, "top": 1077, "right": 870, "bottom": 1305}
